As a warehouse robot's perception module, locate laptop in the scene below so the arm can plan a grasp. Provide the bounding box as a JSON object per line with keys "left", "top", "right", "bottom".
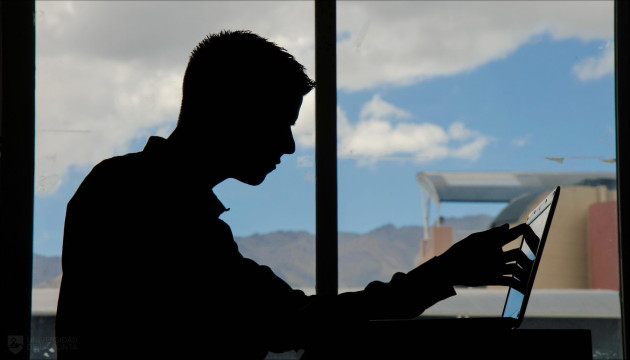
{"left": 374, "top": 185, "right": 561, "bottom": 331}
{"left": 494, "top": 185, "right": 560, "bottom": 329}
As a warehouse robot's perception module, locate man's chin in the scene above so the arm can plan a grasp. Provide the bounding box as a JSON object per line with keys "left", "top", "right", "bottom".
{"left": 235, "top": 171, "right": 270, "bottom": 186}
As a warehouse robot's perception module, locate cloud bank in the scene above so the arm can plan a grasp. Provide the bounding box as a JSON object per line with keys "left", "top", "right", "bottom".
{"left": 336, "top": 1, "right": 613, "bottom": 90}
{"left": 294, "top": 94, "right": 490, "bottom": 164}
{"left": 35, "top": 1, "right": 613, "bottom": 194}
{"left": 573, "top": 40, "right": 615, "bottom": 81}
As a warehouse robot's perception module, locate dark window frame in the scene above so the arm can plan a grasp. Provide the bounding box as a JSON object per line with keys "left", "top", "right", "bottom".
{"left": 1, "top": 1, "right": 627, "bottom": 359}
{"left": 1, "top": 2, "right": 35, "bottom": 360}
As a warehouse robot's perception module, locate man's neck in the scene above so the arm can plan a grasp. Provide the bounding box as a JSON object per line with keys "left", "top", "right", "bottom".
{"left": 163, "top": 133, "right": 228, "bottom": 189}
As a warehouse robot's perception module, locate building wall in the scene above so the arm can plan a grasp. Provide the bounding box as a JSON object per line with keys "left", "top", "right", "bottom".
{"left": 418, "top": 185, "right": 618, "bottom": 290}
{"left": 588, "top": 201, "right": 619, "bottom": 290}
{"left": 419, "top": 226, "right": 453, "bottom": 264}
{"left": 517, "top": 185, "right": 617, "bottom": 289}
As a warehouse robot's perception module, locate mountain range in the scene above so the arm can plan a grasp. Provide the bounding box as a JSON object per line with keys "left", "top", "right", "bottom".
{"left": 33, "top": 214, "right": 493, "bottom": 289}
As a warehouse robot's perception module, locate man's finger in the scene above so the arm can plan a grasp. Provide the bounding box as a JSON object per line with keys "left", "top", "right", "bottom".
{"left": 504, "top": 248, "right": 534, "bottom": 267}
{"left": 502, "top": 263, "right": 528, "bottom": 283}
{"left": 502, "top": 262, "right": 522, "bottom": 275}
{"left": 499, "top": 223, "right": 540, "bottom": 247}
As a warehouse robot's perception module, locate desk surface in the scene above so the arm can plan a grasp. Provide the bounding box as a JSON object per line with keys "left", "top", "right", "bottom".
{"left": 303, "top": 320, "right": 593, "bottom": 359}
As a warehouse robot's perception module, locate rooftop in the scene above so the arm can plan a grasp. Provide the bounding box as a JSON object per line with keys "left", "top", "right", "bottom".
{"left": 416, "top": 171, "right": 616, "bottom": 205}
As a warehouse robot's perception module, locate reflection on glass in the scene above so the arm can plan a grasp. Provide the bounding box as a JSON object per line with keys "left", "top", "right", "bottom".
{"left": 522, "top": 236, "right": 536, "bottom": 262}
{"left": 504, "top": 289, "right": 525, "bottom": 319}
{"left": 502, "top": 198, "right": 550, "bottom": 320}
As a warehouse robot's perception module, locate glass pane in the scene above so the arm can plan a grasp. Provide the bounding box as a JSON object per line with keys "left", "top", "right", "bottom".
{"left": 337, "top": 1, "right": 618, "bottom": 359}
{"left": 33, "top": 2, "right": 314, "bottom": 359}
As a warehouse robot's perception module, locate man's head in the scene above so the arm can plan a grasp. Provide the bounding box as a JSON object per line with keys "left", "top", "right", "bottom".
{"left": 171, "top": 30, "right": 315, "bottom": 186}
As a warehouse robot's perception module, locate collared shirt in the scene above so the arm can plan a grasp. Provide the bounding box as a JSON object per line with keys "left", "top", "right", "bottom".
{"left": 56, "top": 136, "right": 456, "bottom": 360}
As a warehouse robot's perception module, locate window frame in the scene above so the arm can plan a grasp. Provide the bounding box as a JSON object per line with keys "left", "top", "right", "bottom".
{"left": 614, "top": 1, "right": 628, "bottom": 357}
{"left": 1, "top": 2, "right": 35, "bottom": 360}
{"left": 1, "top": 1, "right": 627, "bottom": 359}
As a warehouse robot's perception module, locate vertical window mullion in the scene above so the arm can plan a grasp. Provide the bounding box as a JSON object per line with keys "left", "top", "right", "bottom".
{"left": 314, "top": 0, "right": 338, "bottom": 297}
{"left": 614, "top": 1, "right": 629, "bottom": 358}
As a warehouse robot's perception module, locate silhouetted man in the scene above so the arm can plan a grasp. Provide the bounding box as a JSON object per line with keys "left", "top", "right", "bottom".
{"left": 56, "top": 30, "right": 531, "bottom": 359}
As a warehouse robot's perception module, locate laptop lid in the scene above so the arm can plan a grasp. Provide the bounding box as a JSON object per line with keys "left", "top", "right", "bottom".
{"left": 375, "top": 186, "right": 560, "bottom": 331}
{"left": 500, "top": 186, "right": 560, "bottom": 328}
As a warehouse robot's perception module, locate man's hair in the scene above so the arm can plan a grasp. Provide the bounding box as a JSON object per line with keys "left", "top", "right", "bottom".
{"left": 178, "top": 30, "right": 315, "bottom": 125}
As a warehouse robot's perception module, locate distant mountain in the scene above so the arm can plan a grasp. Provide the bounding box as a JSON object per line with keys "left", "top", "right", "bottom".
{"left": 442, "top": 214, "right": 494, "bottom": 244}
{"left": 235, "top": 224, "right": 425, "bottom": 290}
{"left": 32, "top": 214, "right": 495, "bottom": 290}
{"left": 37, "top": 274, "right": 63, "bottom": 288}
{"left": 235, "top": 230, "right": 316, "bottom": 289}
{"left": 33, "top": 254, "right": 62, "bottom": 288}
{"left": 338, "top": 224, "right": 423, "bottom": 288}
{"left": 234, "top": 214, "right": 494, "bottom": 290}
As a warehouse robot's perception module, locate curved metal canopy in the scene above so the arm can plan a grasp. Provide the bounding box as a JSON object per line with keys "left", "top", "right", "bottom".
{"left": 416, "top": 171, "right": 616, "bottom": 205}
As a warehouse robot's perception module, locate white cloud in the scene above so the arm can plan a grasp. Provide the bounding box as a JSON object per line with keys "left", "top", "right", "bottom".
{"left": 35, "top": 55, "right": 183, "bottom": 194}
{"left": 359, "top": 94, "right": 411, "bottom": 121}
{"left": 35, "top": 1, "right": 316, "bottom": 70}
{"left": 512, "top": 135, "right": 531, "bottom": 148}
{"left": 293, "top": 91, "right": 316, "bottom": 149}
{"left": 450, "top": 137, "right": 490, "bottom": 162}
{"left": 336, "top": 1, "right": 613, "bottom": 90}
{"left": 297, "top": 155, "right": 314, "bottom": 168}
{"left": 573, "top": 40, "right": 615, "bottom": 81}
{"left": 35, "top": 1, "right": 315, "bottom": 194}
{"left": 298, "top": 95, "right": 488, "bottom": 164}
{"left": 448, "top": 122, "right": 478, "bottom": 141}
{"left": 340, "top": 119, "right": 450, "bottom": 162}
{"left": 35, "top": 1, "right": 613, "bottom": 193}
{"left": 293, "top": 94, "right": 490, "bottom": 164}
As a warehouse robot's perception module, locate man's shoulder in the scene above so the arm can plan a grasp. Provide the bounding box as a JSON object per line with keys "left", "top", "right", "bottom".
{"left": 87, "top": 152, "right": 145, "bottom": 182}
{"left": 93, "top": 151, "right": 144, "bottom": 173}
{"left": 88, "top": 136, "right": 167, "bottom": 179}
{"left": 73, "top": 151, "right": 151, "bottom": 199}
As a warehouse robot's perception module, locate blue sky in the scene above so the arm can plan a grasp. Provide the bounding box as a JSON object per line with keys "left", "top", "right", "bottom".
{"left": 33, "top": 1, "right": 615, "bottom": 256}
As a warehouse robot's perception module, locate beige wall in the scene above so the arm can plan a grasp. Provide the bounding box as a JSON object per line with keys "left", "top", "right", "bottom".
{"left": 419, "top": 226, "right": 453, "bottom": 265}
{"left": 417, "top": 185, "right": 617, "bottom": 289}
{"left": 515, "top": 185, "right": 616, "bottom": 289}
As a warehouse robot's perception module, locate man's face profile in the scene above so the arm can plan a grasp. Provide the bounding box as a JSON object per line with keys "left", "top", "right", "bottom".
{"left": 223, "top": 93, "right": 303, "bottom": 186}
{"left": 173, "top": 31, "right": 315, "bottom": 187}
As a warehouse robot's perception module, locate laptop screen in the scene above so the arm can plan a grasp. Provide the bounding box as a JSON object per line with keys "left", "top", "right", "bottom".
{"left": 501, "top": 187, "right": 558, "bottom": 321}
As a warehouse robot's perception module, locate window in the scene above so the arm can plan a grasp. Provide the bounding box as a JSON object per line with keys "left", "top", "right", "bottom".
{"left": 32, "top": 2, "right": 314, "bottom": 358}
{"left": 1, "top": 2, "right": 625, "bottom": 360}
{"left": 337, "top": 1, "right": 619, "bottom": 358}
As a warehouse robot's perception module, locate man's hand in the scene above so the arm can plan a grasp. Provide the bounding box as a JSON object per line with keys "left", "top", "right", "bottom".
{"left": 439, "top": 223, "right": 539, "bottom": 291}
